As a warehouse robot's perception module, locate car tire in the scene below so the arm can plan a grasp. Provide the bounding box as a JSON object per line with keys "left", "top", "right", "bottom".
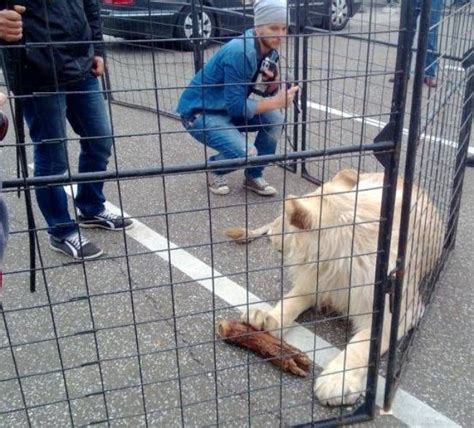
{"left": 175, "top": 6, "right": 216, "bottom": 51}
{"left": 322, "top": 0, "right": 351, "bottom": 31}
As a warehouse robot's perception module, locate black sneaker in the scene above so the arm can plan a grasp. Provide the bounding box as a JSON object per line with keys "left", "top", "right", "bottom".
{"left": 78, "top": 208, "right": 134, "bottom": 231}
{"left": 50, "top": 232, "right": 103, "bottom": 260}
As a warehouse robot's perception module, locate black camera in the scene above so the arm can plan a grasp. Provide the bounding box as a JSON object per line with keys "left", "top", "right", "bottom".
{"left": 254, "top": 49, "right": 280, "bottom": 96}
{"left": 260, "top": 49, "right": 279, "bottom": 79}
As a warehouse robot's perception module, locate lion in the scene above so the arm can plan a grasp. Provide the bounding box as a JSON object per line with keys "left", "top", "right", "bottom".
{"left": 225, "top": 169, "right": 441, "bottom": 406}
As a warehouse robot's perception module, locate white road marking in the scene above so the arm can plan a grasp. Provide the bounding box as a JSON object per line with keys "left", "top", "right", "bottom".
{"left": 41, "top": 167, "right": 457, "bottom": 427}
{"left": 306, "top": 101, "right": 474, "bottom": 155}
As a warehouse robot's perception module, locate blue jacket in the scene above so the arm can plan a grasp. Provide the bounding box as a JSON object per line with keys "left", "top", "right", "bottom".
{"left": 177, "top": 29, "right": 263, "bottom": 120}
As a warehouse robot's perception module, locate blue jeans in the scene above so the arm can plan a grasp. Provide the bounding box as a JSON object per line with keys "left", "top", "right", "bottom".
{"left": 411, "top": 0, "right": 442, "bottom": 78}
{"left": 24, "top": 74, "right": 113, "bottom": 239}
{"left": 183, "top": 110, "right": 283, "bottom": 179}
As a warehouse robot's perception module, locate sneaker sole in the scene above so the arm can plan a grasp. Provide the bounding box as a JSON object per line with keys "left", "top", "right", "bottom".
{"left": 49, "top": 243, "right": 104, "bottom": 260}
{"left": 244, "top": 184, "right": 277, "bottom": 196}
{"left": 79, "top": 222, "right": 135, "bottom": 231}
{"left": 209, "top": 186, "right": 230, "bottom": 195}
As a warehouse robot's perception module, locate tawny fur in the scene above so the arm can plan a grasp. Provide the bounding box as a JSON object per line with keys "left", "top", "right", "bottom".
{"left": 224, "top": 222, "right": 273, "bottom": 243}
{"left": 228, "top": 169, "right": 441, "bottom": 406}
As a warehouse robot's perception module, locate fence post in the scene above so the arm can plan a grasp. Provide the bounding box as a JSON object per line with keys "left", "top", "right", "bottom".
{"left": 191, "top": 0, "right": 204, "bottom": 72}
{"left": 299, "top": 0, "right": 311, "bottom": 178}
{"left": 365, "top": 0, "right": 417, "bottom": 414}
{"left": 291, "top": 0, "right": 301, "bottom": 156}
{"left": 444, "top": 48, "right": 473, "bottom": 251}
{"left": 383, "top": 0, "right": 445, "bottom": 410}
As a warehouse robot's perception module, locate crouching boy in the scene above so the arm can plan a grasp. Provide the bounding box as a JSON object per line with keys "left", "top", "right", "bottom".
{"left": 177, "top": 0, "right": 298, "bottom": 196}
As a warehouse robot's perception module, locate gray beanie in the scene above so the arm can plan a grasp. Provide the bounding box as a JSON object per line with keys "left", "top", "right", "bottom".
{"left": 254, "top": 0, "right": 287, "bottom": 27}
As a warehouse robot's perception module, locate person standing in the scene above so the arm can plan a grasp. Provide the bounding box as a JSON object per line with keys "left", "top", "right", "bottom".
{"left": 390, "top": 0, "right": 443, "bottom": 88}
{"left": 0, "top": 1, "right": 133, "bottom": 260}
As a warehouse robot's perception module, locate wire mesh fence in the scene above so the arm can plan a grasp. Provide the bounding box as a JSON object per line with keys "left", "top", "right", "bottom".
{"left": 383, "top": 0, "right": 473, "bottom": 409}
{"left": 0, "top": 0, "right": 472, "bottom": 426}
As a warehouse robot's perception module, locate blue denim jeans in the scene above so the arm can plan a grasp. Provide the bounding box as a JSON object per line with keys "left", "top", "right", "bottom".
{"left": 183, "top": 110, "right": 283, "bottom": 179}
{"left": 411, "top": 0, "right": 442, "bottom": 78}
{"left": 24, "top": 74, "right": 113, "bottom": 239}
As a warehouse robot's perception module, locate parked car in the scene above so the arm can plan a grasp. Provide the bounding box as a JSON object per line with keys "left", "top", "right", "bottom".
{"left": 100, "top": 0, "right": 362, "bottom": 50}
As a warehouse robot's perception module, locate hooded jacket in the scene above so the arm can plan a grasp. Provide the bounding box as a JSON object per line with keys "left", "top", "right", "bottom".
{"left": 0, "top": 0, "right": 104, "bottom": 93}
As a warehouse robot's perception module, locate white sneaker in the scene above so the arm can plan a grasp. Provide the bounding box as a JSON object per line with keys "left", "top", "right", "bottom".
{"left": 209, "top": 173, "right": 230, "bottom": 195}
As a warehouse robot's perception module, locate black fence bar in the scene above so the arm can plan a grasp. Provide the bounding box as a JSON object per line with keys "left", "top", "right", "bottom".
{"left": 383, "top": 0, "right": 435, "bottom": 410}
{"left": 2, "top": 141, "right": 395, "bottom": 190}
{"left": 300, "top": 0, "right": 312, "bottom": 182}
{"left": 366, "top": 0, "right": 417, "bottom": 415}
{"left": 191, "top": 0, "right": 203, "bottom": 72}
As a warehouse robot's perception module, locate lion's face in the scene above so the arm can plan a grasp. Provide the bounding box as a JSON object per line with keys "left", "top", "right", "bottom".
{"left": 267, "top": 169, "right": 363, "bottom": 258}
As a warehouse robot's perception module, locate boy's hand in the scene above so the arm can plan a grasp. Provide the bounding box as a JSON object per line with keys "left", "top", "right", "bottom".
{"left": 92, "top": 56, "right": 105, "bottom": 76}
{"left": 0, "top": 6, "right": 25, "bottom": 42}
{"left": 273, "top": 84, "right": 299, "bottom": 109}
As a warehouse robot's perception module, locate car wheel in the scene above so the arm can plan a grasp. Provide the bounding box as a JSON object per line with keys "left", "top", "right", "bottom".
{"left": 323, "top": 0, "right": 350, "bottom": 31}
{"left": 175, "top": 6, "right": 216, "bottom": 51}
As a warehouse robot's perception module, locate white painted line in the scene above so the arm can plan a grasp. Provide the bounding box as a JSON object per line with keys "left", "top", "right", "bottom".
{"left": 376, "top": 378, "right": 460, "bottom": 427}
{"left": 49, "top": 183, "right": 458, "bottom": 426}
{"left": 306, "top": 101, "right": 474, "bottom": 156}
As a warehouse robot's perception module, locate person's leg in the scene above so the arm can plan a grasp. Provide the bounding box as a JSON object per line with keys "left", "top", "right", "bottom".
{"left": 186, "top": 113, "right": 251, "bottom": 173}
{"left": 66, "top": 74, "right": 113, "bottom": 217}
{"left": 424, "top": 0, "right": 442, "bottom": 79}
{"left": 409, "top": 0, "right": 423, "bottom": 74}
{"left": 184, "top": 113, "right": 255, "bottom": 195}
{"left": 241, "top": 110, "right": 283, "bottom": 179}
{"left": 23, "top": 93, "right": 77, "bottom": 239}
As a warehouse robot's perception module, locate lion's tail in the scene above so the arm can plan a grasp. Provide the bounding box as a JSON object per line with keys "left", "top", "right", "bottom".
{"left": 224, "top": 222, "right": 273, "bottom": 244}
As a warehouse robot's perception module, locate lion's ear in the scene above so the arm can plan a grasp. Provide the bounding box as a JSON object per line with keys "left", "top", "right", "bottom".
{"left": 331, "top": 169, "right": 358, "bottom": 190}
{"left": 285, "top": 197, "right": 312, "bottom": 230}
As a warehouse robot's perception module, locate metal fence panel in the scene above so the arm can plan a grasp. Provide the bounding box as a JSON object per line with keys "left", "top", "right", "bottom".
{"left": 383, "top": 0, "right": 473, "bottom": 410}
{"left": 0, "top": 0, "right": 471, "bottom": 426}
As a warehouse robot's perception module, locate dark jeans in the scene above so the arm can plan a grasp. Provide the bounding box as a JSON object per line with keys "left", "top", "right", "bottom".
{"left": 24, "top": 74, "right": 113, "bottom": 239}
{"left": 183, "top": 110, "right": 283, "bottom": 179}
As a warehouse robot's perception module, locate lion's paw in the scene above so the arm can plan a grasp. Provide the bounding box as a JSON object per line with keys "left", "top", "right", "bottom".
{"left": 314, "top": 365, "right": 366, "bottom": 406}
{"left": 241, "top": 308, "right": 281, "bottom": 336}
